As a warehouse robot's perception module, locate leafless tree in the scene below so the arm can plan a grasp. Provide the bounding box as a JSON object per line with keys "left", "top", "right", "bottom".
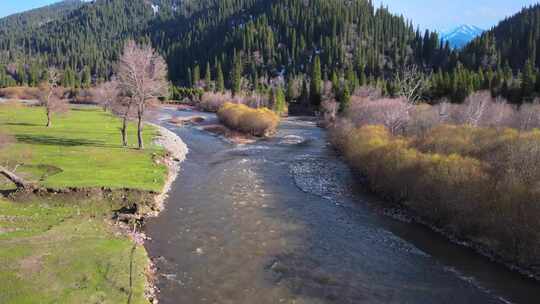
{"left": 92, "top": 79, "right": 119, "bottom": 111}
{"left": 39, "top": 68, "right": 69, "bottom": 127}
{"left": 117, "top": 40, "right": 168, "bottom": 149}
{"left": 111, "top": 96, "right": 137, "bottom": 147}
{"left": 394, "top": 65, "right": 429, "bottom": 104}
{"left": 348, "top": 97, "right": 410, "bottom": 135}
{"left": 321, "top": 99, "right": 339, "bottom": 126}
{"left": 517, "top": 99, "right": 540, "bottom": 130}
{"left": 406, "top": 104, "right": 440, "bottom": 136}
{"left": 0, "top": 133, "right": 30, "bottom": 189}
{"left": 461, "top": 91, "right": 491, "bottom": 126}
{"left": 481, "top": 97, "right": 515, "bottom": 128}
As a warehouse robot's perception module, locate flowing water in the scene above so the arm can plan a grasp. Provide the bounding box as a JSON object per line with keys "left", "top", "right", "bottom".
{"left": 145, "top": 109, "right": 539, "bottom": 304}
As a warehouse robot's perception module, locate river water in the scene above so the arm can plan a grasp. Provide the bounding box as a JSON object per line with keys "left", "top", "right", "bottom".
{"left": 145, "top": 109, "right": 539, "bottom": 304}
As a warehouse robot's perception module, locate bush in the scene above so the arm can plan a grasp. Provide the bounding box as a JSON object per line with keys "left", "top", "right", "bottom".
{"left": 169, "top": 86, "right": 203, "bottom": 104}
{"left": 217, "top": 103, "right": 280, "bottom": 137}
{"left": 331, "top": 121, "right": 540, "bottom": 268}
{"left": 0, "top": 86, "right": 41, "bottom": 100}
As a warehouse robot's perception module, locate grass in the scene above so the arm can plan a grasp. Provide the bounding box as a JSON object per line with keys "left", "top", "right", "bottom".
{"left": 0, "top": 103, "right": 168, "bottom": 303}
{"left": 0, "top": 198, "right": 149, "bottom": 304}
{"left": 0, "top": 105, "right": 166, "bottom": 192}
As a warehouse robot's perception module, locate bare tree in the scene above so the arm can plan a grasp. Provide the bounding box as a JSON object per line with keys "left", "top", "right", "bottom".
{"left": 111, "top": 96, "right": 137, "bottom": 147}
{"left": 39, "top": 68, "right": 69, "bottom": 127}
{"left": 0, "top": 133, "right": 30, "bottom": 189}
{"left": 461, "top": 91, "right": 491, "bottom": 127}
{"left": 348, "top": 97, "right": 410, "bottom": 135}
{"left": 321, "top": 99, "right": 339, "bottom": 126}
{"left": 517, "top": 100, "right": 540, "bottom": 131}
{"left": 117, "top": 40, "right": 168, "bottom": 149}
{"left": 92, "top": 79, "right": 119, "bottom": 111}
{"left": 395, "top": 65, "right": 429, "bottom": 105}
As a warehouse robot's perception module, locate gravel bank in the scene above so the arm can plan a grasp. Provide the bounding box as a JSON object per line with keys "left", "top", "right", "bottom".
{"left": 148, "top": 122, "right": 188, "bottom": 215}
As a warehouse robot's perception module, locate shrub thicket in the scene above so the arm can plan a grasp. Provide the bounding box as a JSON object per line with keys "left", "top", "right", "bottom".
{"left": 0, "top": 86, "right": 41, "bottom": 100}
{"left": 330, "top": 90, "right": 540, "bottom": 269}
{"left": 217, "top": 103, "right": 280, "bottom": 137}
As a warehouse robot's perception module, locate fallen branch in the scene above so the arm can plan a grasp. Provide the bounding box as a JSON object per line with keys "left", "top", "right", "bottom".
{"left": 0, "top": 166, "right": 31, "bottom": 189}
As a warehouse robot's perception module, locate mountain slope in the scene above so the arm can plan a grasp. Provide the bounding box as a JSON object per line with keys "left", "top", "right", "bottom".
{"left": 0, "top": 0, "right": 452, "bottom": 88}
{"left": 460, "top": 4, "right": 540, "bottom": 71}
{"left": 442, "top": 25, "right": 483, "bottom": 49}
{"left": 0, "top": 0, "right": 84, "bottom": 34}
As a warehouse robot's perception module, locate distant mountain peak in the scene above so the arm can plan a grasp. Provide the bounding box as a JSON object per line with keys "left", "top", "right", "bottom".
{"left": 442, "top": 25, "right": 484, "bottom": 49}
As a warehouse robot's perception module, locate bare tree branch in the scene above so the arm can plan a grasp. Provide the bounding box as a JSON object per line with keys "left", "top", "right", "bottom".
{"left": 395, "top": 65, "right": 429, "bottom": 105}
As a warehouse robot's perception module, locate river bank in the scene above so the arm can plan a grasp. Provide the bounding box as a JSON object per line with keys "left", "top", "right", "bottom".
{"left": 0, "top": 104, "right": 187, "bottom": 303}
{"left": 382, "top": 205, "right": 540, "bottom": 282}
{"left": 143, "top": 121, "right": 188, "bottom": 303}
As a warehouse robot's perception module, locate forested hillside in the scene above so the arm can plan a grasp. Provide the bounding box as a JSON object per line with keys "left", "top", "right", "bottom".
{"left": 0, "top": 0, "right": 452, "bottom": 90}
{"left": 2, "top": 0, "right": 540, "bottom": 104}
{"left": 461, "top": 4, "right": 540, "bottom": 72}
{"left": 0, "top": 0, "right": 83, "bottom": 32}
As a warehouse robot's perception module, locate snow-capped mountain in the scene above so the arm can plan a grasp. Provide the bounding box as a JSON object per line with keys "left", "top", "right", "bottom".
{"left": 441, "top": 25, "right": 484, "bottom": 49}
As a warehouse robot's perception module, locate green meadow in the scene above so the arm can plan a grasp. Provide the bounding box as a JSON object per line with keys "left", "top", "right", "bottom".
{"left": 0, "top": 105, "right": 166, "bottom": 191}
{"left": 0, "top": 103, "right": 167, "bottom": 303}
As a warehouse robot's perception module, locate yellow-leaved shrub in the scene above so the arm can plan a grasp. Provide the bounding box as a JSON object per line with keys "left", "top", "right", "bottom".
{"left": 217, "top": 103, "right": 280, "bottom": 137}
{"left": 334, "top": 123, "right": 540, "bottom": 267}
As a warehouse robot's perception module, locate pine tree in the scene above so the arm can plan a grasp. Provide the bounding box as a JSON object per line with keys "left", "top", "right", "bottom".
{"left": 193, "top": 64, "right": 201, "bottom": 87}
{"left": 232, "top": 53, "right": 243, "bottom": 96}
{"left": 339, "top": 84, "right": 351, "bottom": 113}
{"left": 310, "top": 55, "right": 322, "bottom": 107}
{"left": 204, "top": 62, "right": 212, "bottom": 91}
{"left": 522, "top": 59, "right": 537, "bottom": 101}
{"left": 81, "top": 66, "right": 91, "bottom": 88}
{"left": 216, "top": 62, "right": 225, "bottom": 92}
{"left": 272, "top": 86, "right": 287, "bottom": 115}
{"left": 286, "top": 77, "right": 296, "bottom": 102}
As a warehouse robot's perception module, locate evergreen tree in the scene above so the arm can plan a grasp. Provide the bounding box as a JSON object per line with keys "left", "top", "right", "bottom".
{"left": 231, "top": 54, "right": 243, "bottom": 96}
{"left": 81, "top": 66, "right": 91, "bottom": 88}
{"left": 310, "top": 55, "right": 322, "bottom": 107}
{"left": 216, "top": 62, "right": 225, "bottom": 92}
{"left": 204, "top": 62, "right": 212, "bottom": 91}
{"left": 522, "top": 59, "right": 537, "bottom": 101}
{"left": 286, "top": 77, "right": 296, "bottom": 102}
{"left": 272, "top": 86, "right": 287, "bottom": 115}
{"left": 193, "top": 64, "right": 201, "bottom": 87}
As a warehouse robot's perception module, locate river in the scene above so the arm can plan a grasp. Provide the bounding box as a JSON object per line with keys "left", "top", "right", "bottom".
{"left": 145, "top": 108, "right": 539, "bottom": 304}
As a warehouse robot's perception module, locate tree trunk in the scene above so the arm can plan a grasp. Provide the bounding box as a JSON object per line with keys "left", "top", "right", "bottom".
{"left": 0, "top": 166, "right": 29, "bottom": 189}
{"left": 46, "top": 108, "right": 52, "bottom": 128}
{"left": 121, "top": 115, "right": 128, "bottom": 147}
{"left": 137, "top": 103, "right": 144, "bottom": 150}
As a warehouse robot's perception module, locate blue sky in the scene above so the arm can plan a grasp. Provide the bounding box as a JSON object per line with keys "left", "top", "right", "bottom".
{"left": 1, "top": 0, "right": 539, "bottom": 32}
{"left": 373, "top": 0, "right": 540, "bottom": 31}
{"left": 0, "top": 0, "right": 59, "bottom": 18}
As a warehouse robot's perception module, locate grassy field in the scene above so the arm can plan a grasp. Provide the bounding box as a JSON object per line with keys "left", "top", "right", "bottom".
{"left": 0, "top": 104, "right": 166, "bottom": 192}
{"left": 0, "top": 103, "right": 167, "bottom": 303}
{"left": 0, "top": 198, "right": 149, "bottom": 304}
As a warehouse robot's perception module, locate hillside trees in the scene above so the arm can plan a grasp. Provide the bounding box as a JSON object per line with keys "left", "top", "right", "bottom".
{"left": 4, "top": 0, "right": 540, "bottom": 103}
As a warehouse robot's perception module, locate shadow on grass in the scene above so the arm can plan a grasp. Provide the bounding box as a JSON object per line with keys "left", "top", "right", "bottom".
{"left": 16, "top": 134, "right": 105, "bottom": 147}
{"left": 4, "top": 122, "right": 42, "bottom": 127}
